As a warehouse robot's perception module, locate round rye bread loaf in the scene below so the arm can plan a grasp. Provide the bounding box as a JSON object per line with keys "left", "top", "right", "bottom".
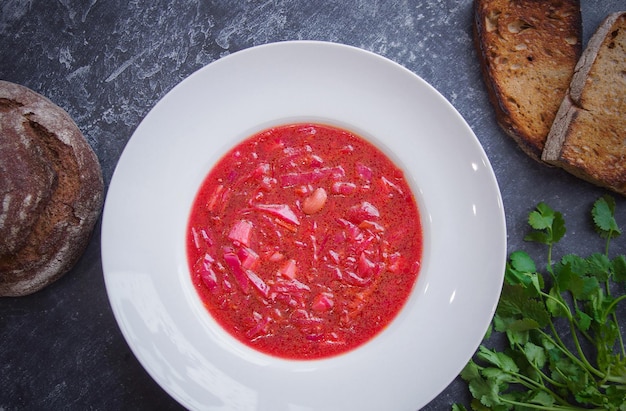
{"left": 0, "top": 80, "right": 104, "bottom": 297}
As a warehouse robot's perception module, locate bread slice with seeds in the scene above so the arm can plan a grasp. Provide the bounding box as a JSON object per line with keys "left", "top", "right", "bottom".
{"left": 542, "top": 12, "right": 626, "bottom": 196}
{"left": 473, "top": 0, "right": 582, "bottom": 161}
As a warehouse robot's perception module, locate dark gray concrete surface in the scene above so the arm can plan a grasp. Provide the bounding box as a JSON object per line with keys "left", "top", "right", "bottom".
{"left": 1, "top": 1, "right": 625, "bottom": 409}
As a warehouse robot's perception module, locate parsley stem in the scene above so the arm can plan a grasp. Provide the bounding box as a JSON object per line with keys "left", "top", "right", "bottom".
{"left": 509, "top": 348, "right": 571, "bottom": 405}
{"left": 605, "top": 293, "right": 626, "bottom": 358}
{"left": 541, "top": 291, "right": 569, "bottom": 317}
{"left": 540, "top": 292, "right": 601, "bottom": 379}
{"left": 500, "top": 397, "right": 602, "bottom": 411}
{"left": 603, "top": 294, "right": 626, "bottom": 321}
{"left": 515, "top": 343, "right": 568, "bottom": 389}
{"left": 537, "top": 328, "right": 604, "bottom": 380}
{"left": 512, "top": 378, "right": 570, "bottom": 408}
{"left": 540, "top": 292, "right": 593, "bottom": 360}
{"left": 566, "top": 315, "right": 602, "bottom": 378}
{"left": 604, "top": 229, "right": 612, "bottom": 257}
{"left": 615, "top": 313, "right": 625, "bottom": 358}
{"left": 603, "top": 230, "right": 626, "bottom": 359}
{"left": 615, "top": 313, "right": 626, "bottom": 359}
{"left": 571, "top": 296, "right": 594, "bottom": 342}
{"left": 547, "top": 243, "right": 555, "bottom": 275}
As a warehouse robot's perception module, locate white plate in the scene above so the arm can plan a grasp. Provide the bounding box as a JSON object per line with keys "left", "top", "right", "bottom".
{"left": 101, "top": 41, "right": 506, "bottom": 411}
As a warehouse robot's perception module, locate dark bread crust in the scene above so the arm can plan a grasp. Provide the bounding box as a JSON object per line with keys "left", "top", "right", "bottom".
{"left": 0, "top": 81, "right": 104, "bottom": 296}
{"left": 473, "top": 0, "right": 582, "bottom": 161}
{"left": 542, "top": 12, "right": 626, "bottom": 197}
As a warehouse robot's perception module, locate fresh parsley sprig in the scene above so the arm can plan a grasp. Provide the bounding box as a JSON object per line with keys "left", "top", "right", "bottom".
{"left": 454, "top": 196, "right": 626, "bottom": 411}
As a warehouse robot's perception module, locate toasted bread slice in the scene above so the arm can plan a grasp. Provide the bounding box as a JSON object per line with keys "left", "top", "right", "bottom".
{"left": 473, "top": 0, "right": 582, "bottom": 161}
{"left": 542, "top": 12, "right": 626, "bottom": 196}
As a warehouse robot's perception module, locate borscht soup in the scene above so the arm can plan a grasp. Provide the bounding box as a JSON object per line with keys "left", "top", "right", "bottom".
{"left": 187, "top": 123, "right": 422, "bottom": 360}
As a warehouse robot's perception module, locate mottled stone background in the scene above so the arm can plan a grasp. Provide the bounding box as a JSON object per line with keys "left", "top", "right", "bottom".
{"left": 1, "top": 1, "right": 625, "bottom": 409}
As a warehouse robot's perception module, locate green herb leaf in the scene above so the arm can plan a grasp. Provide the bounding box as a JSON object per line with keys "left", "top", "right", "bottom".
{"left": 575, "top": 307, "right": 592, "bottom": 331}
{"left": 528, "top": 202, "right": 555, "bottom": 230}
{"left": 554, "top": 260, "right": 599, "bottom": 300}
{"left": 460, "top": 359, "right": 481, "bottom": 381}
{"left": 468, "top": 374, "right": 503, "bottom": 408}
{"left": 574, "top": 383, "right": 603, "bottom": 406}
{"left": 592, "top": 195, "right": 622, "bottom": 238}
{"left": 505, "top": 251, "right": 544, "bottom": 293}
{"left": 494, "top": 314, "right": 532, "bottom": 347}
{"left": 613, "top": 255, "right": 626, "bottom": 283}
{"left": 605, "top": 385, "right": 626, "bottom": 410}
{"left": 587, "top": 252, "right": 612, "bottom": 282}
{"left": 481, "top": 367, "right": 517, "bottom": 385}
{"left": 509, "top": 250, "right": 537, "bottom": 273}
{"left": 525, "top": 202, "right": 566, "bottom": 245}
{"left": 497, "top": 283, "right": 550, "bottom": 328}
{"left": 477, "top": 346, "right": 519, "bottom": 374}
{"left": 528, "top": 390, "right": 556, "bottom": 407}
{"left": 545, "top": 286, "right": 568, "bottom": 318}
{"left": 523, "top": 341, "right": 547, "bottom": 368}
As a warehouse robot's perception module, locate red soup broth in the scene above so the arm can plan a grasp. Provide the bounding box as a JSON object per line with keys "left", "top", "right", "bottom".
{"left": 187, "top": 123, "right": 422, "bottom": 360}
